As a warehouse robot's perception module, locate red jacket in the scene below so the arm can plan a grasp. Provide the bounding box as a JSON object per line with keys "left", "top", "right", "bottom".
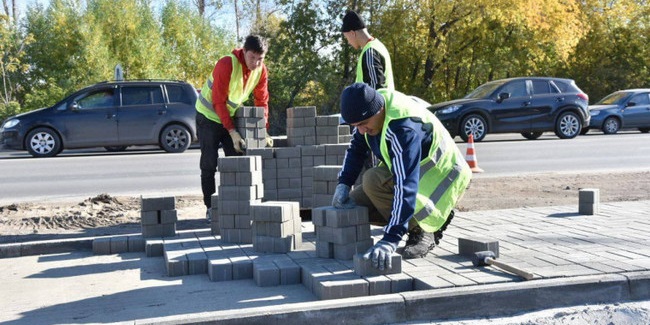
{"left": 211, "top": 48, "right": 269, "bottom": 131}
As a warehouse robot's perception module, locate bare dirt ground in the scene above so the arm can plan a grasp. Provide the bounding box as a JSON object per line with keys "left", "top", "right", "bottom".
{"left": 1, "top": 170, "right": 649, "bottom": 244}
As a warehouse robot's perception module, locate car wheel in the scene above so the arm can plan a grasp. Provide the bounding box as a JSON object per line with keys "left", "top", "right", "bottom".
{"left": 580, "top": 127, "right": 590, "bottom": 135}
{"left": 602, "top": 117, "right": 620, "bottom": 134}
{"left": 104, "top": 146, "right": 128, "bottom": 152}
{"left": 25, "top": 127, "right": 63, "bottom": 158}
{"left": 521, "top": 131, "right": 543, "bottom": 140}
{"left": 554, "top": 111, "right": 581, "bottom": 139}
{"left": 160, "top": 124, "right": 191, "bottom": 153}
{"left": 640, "top": 128, "right": 650, "bottom": 133}
{"left": 460, "top": 114, "right": 487, "bottom": 142}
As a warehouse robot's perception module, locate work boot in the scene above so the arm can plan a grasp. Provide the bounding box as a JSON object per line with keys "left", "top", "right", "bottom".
{"left": 402, "top": 226, "right": 437, "bottom": 259}
{"left": 402, "top": 211, "right": 455, "bottom": 259}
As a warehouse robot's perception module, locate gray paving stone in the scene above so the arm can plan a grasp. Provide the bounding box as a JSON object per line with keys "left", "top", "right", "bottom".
{"left": 110, "top": 236, "right": 128, "bottom": 254}
{"left": 208, "top": 258, "right": 233, "bottom": 281}
{"left": 314, "top": 274, "right": 369, "bottom": 300}
{"left": 141, "top": 195, "right": 175, "bottom": 211}
{"left": 92, "top": 237, "right": 111, "bottom": 255}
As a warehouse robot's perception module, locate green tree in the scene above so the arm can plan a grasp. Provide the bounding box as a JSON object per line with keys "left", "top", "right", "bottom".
{"left": 372, "top": 0, "right": 586, "bottom": 103}
{"left": 161, "top": 0, "right": 235, "bottom": 87}
{"left": 569, "top": 0, "right": 650, "bottom": 102}
{"left": 22, "top": 0, "right": 112, "bottom": 110}
{"left": 87, "top": 0, "right": 167, "bottom": 79}
{"left": 0, "top": 13, "right": 31, "bottom": 109}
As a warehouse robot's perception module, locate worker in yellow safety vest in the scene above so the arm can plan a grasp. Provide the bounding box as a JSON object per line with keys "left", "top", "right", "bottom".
{"left": 195, "top": 35, "right": 272, "bottom": 221}
{"left": 341, "top": 10, "right": 394, "bottom": 90}
{"left": 332, "top": 83, "right": 471, "bottom": 270}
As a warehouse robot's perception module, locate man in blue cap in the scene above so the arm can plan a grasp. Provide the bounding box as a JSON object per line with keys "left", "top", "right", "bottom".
{"left": 332, "top": 83, "right": 471, "bottom": 269}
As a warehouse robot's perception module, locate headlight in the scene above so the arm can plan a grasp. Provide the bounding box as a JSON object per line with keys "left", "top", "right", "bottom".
{"left": 438, "top": 105, "right": 461, "bottom": 114}
{"left": 2, "top": 119, "right": 19, "bottom": 128}
{"left": 589, "top": 110, "right": 600, "bottom": 116}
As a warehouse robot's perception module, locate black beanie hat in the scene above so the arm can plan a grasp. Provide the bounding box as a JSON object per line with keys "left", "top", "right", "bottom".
{"left": 340, "top": 83, "right": 385, "bottom": 124}
{"left": 341, "top": 10, "right": 366, "bottom": 32}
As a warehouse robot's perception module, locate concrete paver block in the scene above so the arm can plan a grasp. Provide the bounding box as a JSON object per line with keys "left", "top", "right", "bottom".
{"left": 145, "top": 239, "right": 164, "bottom": 257}
{"left": 353, "top": 253, "right": 402, "bottom": 276}
{"left": 458, "top": 237, "right": 499, "bottom": 258}
{"left": 208, "top": 258, "right": 233, "bottom": 282}
{"left": 110, "top": 236, "right": 128, "bottom": 254}
{"left": 92, "top": 237, "right": 111, "bottom": 255}
{"left": 141, "top": 196, "right": 175, "bottom": 211}
{"left": 127, "top": 235, "right": 145, "bottom": 252}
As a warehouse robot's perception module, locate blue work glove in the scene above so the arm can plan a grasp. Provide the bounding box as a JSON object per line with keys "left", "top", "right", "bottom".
{"left": 332, "top": 184, "right": 356, "bottom": 209}
{"left": 363, "top": 240, "right": 398, "bottom": 270}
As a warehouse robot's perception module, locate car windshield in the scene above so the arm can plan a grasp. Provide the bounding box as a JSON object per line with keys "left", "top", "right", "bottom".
{"left": 464, "top": 80, "right": 507, "bottom": 99}
{"left": 596, "top": 92, "right": 629, "bottom": 105}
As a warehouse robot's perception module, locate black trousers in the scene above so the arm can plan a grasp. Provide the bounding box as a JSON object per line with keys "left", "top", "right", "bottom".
{"left": 196, "top": 112, "right": 241, "bottom": 208}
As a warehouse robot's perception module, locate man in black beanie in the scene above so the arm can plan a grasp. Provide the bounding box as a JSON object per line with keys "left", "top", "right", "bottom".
{"left": 332, "top": 83, "right": 471, "bottom": 270}
{"left": 341, "top": 10, "right": 394, "bottom": 90}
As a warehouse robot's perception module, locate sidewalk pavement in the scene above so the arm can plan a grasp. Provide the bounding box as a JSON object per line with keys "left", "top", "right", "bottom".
{"left": 1, "top": 200, "right": 649, "bottom": 325}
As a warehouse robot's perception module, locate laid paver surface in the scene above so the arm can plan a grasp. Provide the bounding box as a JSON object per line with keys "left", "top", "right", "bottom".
{"left": 1, "top": 200, "right": 650, "bottom": 324}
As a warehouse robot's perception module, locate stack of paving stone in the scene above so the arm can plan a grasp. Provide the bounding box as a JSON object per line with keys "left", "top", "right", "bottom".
{"left": 286, "top": 106, "right": 317, "bottom": 146}
{"left": 306, "top": 145, "right": 348, "bottom": 207}
{"left": 140, "top": 196, "right": 177, "bottom": 238}
{"left": 312, "top": 165, "right": 341, "bottom": 208}
{"left": 235, "top": 106, "right": 266, "bottom": 150}
{"left": 247, "top": 145, "right": 348, "bottom": 209}
{"left": 246, "top": 147, "right": 302, "bottom": 203}
{"left": 251, "top": 201, "right": 302, "bottom": 253}
{"left": 209, "top": 194, "right": 219, "bottom": 235}
{"left": 311, "top": 205, "right": 373, "bottom": 260}
{"left": 315, "top": 114, "right": 352, "bottom": 144}
{"left": 298, "top": 145, "right": 327, "bottom": 208}
{"left": 299, "top": 256, "right": 413, "bottom": 300}
{"left": 217, "top": 156, "right": 263, "bottom": 244}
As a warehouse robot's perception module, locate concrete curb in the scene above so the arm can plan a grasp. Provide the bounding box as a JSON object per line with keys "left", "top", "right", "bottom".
{"left": 0, "top": 236, "right": 93, "bottom": 258}
{"left": 133, "top": 273, "right": 650, "bottom": 325}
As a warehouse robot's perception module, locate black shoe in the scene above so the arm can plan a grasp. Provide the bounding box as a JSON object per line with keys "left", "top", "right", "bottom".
{"left": 403, "top": 211, "right": 455, "bottom": 259}
{"left": 403, "top": 226, "right": 437, "bottom": 259}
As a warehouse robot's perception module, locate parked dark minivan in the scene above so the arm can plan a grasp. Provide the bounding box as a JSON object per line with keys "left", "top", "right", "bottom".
{"left": 0, "top": 80, "right": 198, "bottom": 157}
{"left": 429, "top": 77, "right": 590, "bottom": 142}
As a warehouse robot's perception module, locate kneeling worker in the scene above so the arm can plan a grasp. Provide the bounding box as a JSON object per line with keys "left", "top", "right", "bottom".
{"left": 332, "top": 83, "right": 471, "bottom": 269}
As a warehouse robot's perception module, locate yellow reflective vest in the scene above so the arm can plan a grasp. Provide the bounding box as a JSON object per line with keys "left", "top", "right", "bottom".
{"left": 195, "top": 54, "right": 263, "bottom": 124}
{"left": 356, "top": 39, "right": 395, "bottom": 90}
{"left": 375, "top": 89, "right": 471, "bottom": 232}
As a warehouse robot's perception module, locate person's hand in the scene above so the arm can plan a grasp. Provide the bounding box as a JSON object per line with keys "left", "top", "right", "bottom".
{"left": 265, "top": 136, "right": 273, "bottom": 148}
{"left": 332, "top": 184, "right": 355, "bottom": 209}
{"left": 229, "top": 130, "right": 246, "bottom": 153}
{"left": 363, "top": 240, "right": 398, "bottom": 270}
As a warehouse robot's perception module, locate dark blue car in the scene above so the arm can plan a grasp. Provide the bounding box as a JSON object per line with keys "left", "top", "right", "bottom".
{"left": 429, "top": 77, "right": 590, "bottom": 142}
{"left": 584, "top": 89, "right": 650, "bottom": 135}
{"left": 0, "top": 80, "right": 198, "bottom": 157}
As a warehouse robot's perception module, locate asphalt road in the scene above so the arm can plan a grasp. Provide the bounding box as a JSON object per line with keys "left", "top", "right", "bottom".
{"left": 1, "top": 132, "right": 649, "bottom": 205}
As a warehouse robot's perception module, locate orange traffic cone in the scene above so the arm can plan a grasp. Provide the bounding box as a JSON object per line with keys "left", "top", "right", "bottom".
{"left": 465, "top": 134, "right": 484, "bottom": 173}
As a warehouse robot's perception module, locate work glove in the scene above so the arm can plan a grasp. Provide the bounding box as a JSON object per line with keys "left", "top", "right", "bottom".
{"left": 265, "top": 136, "right": 274, "bottom": 148}
{"left": 332, "top": 184, "right": 356, "bottom": 209}
{"left": 229, "top": 130, "right": 246, "bottom": 154}
{"left": 363, "top": 240, "right": 398, "bottom": 270}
